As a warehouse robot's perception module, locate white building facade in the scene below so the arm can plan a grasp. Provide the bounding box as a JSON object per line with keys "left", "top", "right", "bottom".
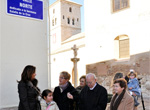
{"left": 84, "top": 0, "right": 150, "bottom": 64}
{"left": 0, "top": 0, "right": 49, "bottom": 109}
{"left": 84, "top": 0, "right": 150, "bottom": 96}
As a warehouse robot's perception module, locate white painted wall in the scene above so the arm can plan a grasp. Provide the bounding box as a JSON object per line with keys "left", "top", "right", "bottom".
{"left": 50, "top": 1, "right": 61, "bottom": 51}
{"left": 85, "top": 0, "right": 150, "bottom": 64}
{"left": 0, "top": 0, "right": 48, "bottom": 108}
{"left": 0, "top": 0, "right": 2, "bottom": 108}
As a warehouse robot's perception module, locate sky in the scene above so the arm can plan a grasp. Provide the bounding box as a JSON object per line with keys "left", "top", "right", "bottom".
{"left": 49, "top": 0, "right": 84, "bottom": 32}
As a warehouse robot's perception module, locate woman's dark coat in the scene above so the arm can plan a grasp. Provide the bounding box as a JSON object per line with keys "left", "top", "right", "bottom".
{"left": 53, "top": 82, "right": 79, "bottom": 110}
{"left": 18, "top": 80, "right": 41, "bottom": 110}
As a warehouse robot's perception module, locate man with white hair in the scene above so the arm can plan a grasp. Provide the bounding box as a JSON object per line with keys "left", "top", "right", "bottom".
{"left": 79, "top": 73, "right": 108, "bottom": 110}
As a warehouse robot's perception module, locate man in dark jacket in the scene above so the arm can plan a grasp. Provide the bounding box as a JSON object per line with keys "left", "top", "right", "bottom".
{"left": 79, "top": 73, "right": 108, "bottom": 110}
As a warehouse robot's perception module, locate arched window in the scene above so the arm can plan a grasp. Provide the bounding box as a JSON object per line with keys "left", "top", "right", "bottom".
{"left": 67, "top": 18, "right": 70, "bottom": 24}
{"left": 69, "top": 7, "right": 72, "bottom": 12}
{"left": 72, "top": 19, "right": 75, "bottom": 25}
{"left": 114, "top": 35, "right": 130, "bottom": 59}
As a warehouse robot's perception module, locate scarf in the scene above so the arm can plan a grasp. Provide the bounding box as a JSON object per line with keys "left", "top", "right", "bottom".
{"left": 59, "top": 82, "right": 68, "bottom": 92}
{"left": 110, "top": 89, "right": 126, "bottom": 110}
{"left": 46, "top": 102, "right": 51, "bottom": 107}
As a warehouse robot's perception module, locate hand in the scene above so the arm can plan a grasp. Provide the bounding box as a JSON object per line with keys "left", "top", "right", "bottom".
{"left": 129, "top": 87, "right": 132, "bottom": 90}
{"left": 67, "top": 92, "right": 73, "bottom": 99}
{"left": 132, "top": 92, "right": 136, "bottom": 96}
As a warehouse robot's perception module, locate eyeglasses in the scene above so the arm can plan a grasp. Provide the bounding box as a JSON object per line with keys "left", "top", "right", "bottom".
{"left": 86, "top": 81, "right": 94, "bottom": 85}
{"left": 59, "top": 77, "right": 66, "bottom": 79}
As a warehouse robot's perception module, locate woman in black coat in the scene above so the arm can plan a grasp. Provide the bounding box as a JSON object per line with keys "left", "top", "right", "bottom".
{"left": 18, "top": 65, "right": 41, "bottom": 110}
{"left": 53, "top": 71, "right": 78, "bottom": 110}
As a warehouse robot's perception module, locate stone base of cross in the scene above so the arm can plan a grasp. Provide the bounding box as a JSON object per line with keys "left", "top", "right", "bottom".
{"left": 71, "top": 44, "right": 79, "bottom": 87}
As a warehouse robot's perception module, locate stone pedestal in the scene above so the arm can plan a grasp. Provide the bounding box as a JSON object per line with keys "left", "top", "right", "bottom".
{"left": 71, "top": 58, "right": 80, "bottom": 87}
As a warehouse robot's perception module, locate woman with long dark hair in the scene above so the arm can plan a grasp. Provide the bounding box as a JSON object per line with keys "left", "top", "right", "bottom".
{"left": 18, "top": 65, "right": 41, "bottom": 110}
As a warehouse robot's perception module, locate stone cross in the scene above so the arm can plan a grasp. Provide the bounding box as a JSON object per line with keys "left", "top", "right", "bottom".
{"left": 71, "top": 44, "right": 79, "bottom": 87}
{"left": 71, "top": 44, "right": 78, "bottom": 58}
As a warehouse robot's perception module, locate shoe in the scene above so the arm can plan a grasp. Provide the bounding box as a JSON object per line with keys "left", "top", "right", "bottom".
{"left": 135, "top": 102, "right": 140, "bottom": 107}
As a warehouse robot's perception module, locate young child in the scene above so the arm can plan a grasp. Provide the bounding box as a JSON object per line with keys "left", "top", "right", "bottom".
{"left": 41, "top": 89, "right": 59, "bottom": 110}
{"left": 127, "top": 69, "right": 141, "bottom": 107}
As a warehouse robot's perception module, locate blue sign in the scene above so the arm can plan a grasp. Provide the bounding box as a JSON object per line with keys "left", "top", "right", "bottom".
{"left": 7, "top": 0, "right": 43, "bottom": 20}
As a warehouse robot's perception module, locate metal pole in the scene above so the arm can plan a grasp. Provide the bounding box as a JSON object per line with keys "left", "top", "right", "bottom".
{"left": 139, "top": 79, "right": 145, "bottom": 110}
{"left": 141, "top": 92, "right": 145, "bottom": 110}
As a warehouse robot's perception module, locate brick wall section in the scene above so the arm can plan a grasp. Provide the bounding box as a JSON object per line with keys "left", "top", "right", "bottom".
{"left": 86, "top": 51, "right": 150, "bottom": 97}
